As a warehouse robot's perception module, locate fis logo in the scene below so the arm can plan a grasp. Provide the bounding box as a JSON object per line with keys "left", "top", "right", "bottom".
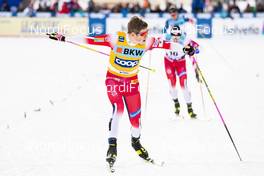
{"left": 118, "top": 36, "right": 125, "bottom": 42}
{"left": 114, "top": 57, "right": 139, "bottom": 68}
{"left": 116, "top": 47, "right": 144, "bottom": 57}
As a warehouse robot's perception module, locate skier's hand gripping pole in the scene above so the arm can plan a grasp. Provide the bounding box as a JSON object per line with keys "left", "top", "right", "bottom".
{"left": 47, "top": 32, "right": 65, "bottom": 41}
{"left": 46, "top": 33, "right": 156, "bottom": 73}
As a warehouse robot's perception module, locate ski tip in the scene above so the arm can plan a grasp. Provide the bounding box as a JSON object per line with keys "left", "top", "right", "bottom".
{"left": 110, "top": 168, "right": 115, "bottom": 173}
{"left": 107, "top": 161, "right": 116, "bottom": 173}
{"left": 107, "top": 165, "right": 115, "bottom": 173}
{"left": 146, "top": 158, "right": 165, "bottom": 167}
{"left": 155, "top": 160, "right": 165, "bottom": 167}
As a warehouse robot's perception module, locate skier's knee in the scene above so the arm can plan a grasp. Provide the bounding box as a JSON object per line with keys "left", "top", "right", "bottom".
{"left": 179, "top": 74, "right": 187, "bottom": 88}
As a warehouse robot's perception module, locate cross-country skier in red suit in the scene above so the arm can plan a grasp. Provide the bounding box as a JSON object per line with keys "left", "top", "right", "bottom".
{"left": 164, "top": 25, "right": 201, "bottom": 118}
{"left": 48, "top": 16, "right": 171, "bottom": 170}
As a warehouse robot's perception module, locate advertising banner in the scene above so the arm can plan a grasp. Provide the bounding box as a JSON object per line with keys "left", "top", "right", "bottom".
{"left": 88, "top": 13, "right": 106, "bottom": 37}
{"left": 0, "top": 17, "right": 88, "bottom": 37}
{"left": 106, "top": 17, "right": 196, "bottom": 38}
{"left": 212, "top": 18, "right": 263, "bottom": 37}
{"left": 196, "top": 14, "right": 212, "bottom": 39}
{"left": 196, "top": 18, "right": 212, "bottom": 38}
{"left": 107, "top": 17, "right": 166, "bottom": 36}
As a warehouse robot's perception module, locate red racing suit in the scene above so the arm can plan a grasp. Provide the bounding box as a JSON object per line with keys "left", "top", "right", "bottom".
{"left": 86, "top": 32, "right": 170, "bottom": 138}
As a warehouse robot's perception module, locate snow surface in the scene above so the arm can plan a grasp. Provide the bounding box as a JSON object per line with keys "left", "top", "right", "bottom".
{"left": 0, "top": 36, "right": 264, "bottom": 176}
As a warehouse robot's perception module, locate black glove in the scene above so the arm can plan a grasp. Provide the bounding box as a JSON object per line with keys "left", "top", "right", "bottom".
{"left": 183, "top": 45, "right": 195, "bottom": 56}
{"left": 195, "top": 68, "right": 202, "bottom": 83}
{"left": 47, "top": 32, "right": 65, "bottom": 42}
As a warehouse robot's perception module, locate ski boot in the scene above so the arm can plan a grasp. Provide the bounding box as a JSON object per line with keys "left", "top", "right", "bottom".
{"left": 187, "top": 103, "right": 197, "bottom": 119}
{"left": 132, "top": 136, "right": 151, "bottom": 161}
{"left": 106, "top": 138, "right": 117, "bottom": 171}
{"left": 173, "top": 99, "right": 180, "bottom": 115}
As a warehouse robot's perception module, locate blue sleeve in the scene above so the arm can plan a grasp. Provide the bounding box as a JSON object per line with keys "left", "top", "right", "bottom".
{"left": 178, "top": 18, "right": 186, "bottom": 25}
{"left": 184, "top": 17, "right": 189, "bottom": 22}
{"left": 163, "top": 19, "right": 169, "bottom": 34}
{"left": 165, "top": 33, "right": 172, "bottom": 41}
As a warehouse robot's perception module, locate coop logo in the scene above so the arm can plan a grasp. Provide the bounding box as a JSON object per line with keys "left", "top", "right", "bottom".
{"left": 116, "top": 47, "right": 144, "bottom": 57}
{"left": 114, "top": 57, "right": 139, "bottom": 68}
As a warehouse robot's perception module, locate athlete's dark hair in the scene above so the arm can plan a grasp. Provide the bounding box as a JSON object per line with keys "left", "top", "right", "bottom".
{"left": 127, "top": 16, "right": 148, "bottom": 34}
{"left": 168, "top": 5, "right": 177, "bottom": 13}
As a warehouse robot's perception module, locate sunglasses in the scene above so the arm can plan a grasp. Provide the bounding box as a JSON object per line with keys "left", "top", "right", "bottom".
{"left": 138, "top": 29, "right": 149, "bottom": 37}
{"left": 171, "top": 33, "right": 181, "bottom": 37}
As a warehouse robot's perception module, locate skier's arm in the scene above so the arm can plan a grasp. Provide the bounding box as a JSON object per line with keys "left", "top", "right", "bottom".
{"left": 163, "top": 19, "right": 169, "bottom": 34}
{"left": 163, "top": 20, "right": 172, "bottom": 41}
{"left": 47, "top": 32, "right": 115, "bottom": 49}
{"left": 183, "top": 38, "right": 199, "bottom": 56}
{"left": 85, "top": 34, "right": 114, "bottom": 49}
{"left": 184, "top": 39, "right": 201, "bottom": 83}
{"left": 146, "top": 37, "right": 171, "bottom": 51}
{"left": 183, "top": 17, "right": 195, "bottom": 24}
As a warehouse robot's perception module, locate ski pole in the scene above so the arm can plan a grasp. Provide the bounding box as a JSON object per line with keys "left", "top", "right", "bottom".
{"left": 199, "top": 81, "right": 207, "bottom": 120}
{"left": 193, "top": 56, "right": 243, "bottom": 161}
{"left": 194, "top": 56, "right": 208, "bottom": 120}
{"left": 144, "top": 50, "right": 152, "bottom": 118}
{"left": 66, "top": 40, "right": 156, "bottom": 73}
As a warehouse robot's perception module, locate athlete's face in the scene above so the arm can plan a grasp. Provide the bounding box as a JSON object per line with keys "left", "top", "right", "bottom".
{"left": 172, "top": 35, "right": 180, "bottom": 42}
{"left": 171, "top": 31, "right": 181, "bottom": 42}
{"left": 170, "top": 12, "right": 178, "bottom": 20}
{"left": 129, "top": 28, "right": 149, "bottom": 45}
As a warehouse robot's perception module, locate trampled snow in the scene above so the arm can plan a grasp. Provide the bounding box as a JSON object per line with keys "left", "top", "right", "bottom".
{"left": 0, "top": 36, "right": 264, "bottom": 176}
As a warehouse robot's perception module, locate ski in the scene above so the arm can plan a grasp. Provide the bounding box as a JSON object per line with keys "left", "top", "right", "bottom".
{"left": 176, "top": 114, "right": 185, "bottom": 119}
{"left": 106, "top": 157, "right": 164, "bottom": 173}
{"left": 172, "top": 114, "right": 211, "bottom": 121}
{"left": 145, "top": 158, "right": 165, "bottom": 167}
{"left": 170, "top": 113, "right": 185, "bottom": 121}
{"left": 107, "top": 162, "right": 115, "bottom": 173}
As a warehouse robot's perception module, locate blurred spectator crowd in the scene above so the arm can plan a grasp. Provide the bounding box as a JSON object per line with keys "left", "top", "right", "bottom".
{"left": 0, "top": 0, "right": 264, "bottom": 17}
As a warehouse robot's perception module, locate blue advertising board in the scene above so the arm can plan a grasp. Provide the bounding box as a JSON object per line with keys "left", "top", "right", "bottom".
{"left": 88, "top": 13, "right": 106, "bottom": 37}
{"left": 196, "top": 14, "right": 212, "bottom": 38}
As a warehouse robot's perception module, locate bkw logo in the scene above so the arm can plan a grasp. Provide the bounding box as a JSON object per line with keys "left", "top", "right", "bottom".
{"left": 116, "top": 47, "right": 144, "bottom": 57}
